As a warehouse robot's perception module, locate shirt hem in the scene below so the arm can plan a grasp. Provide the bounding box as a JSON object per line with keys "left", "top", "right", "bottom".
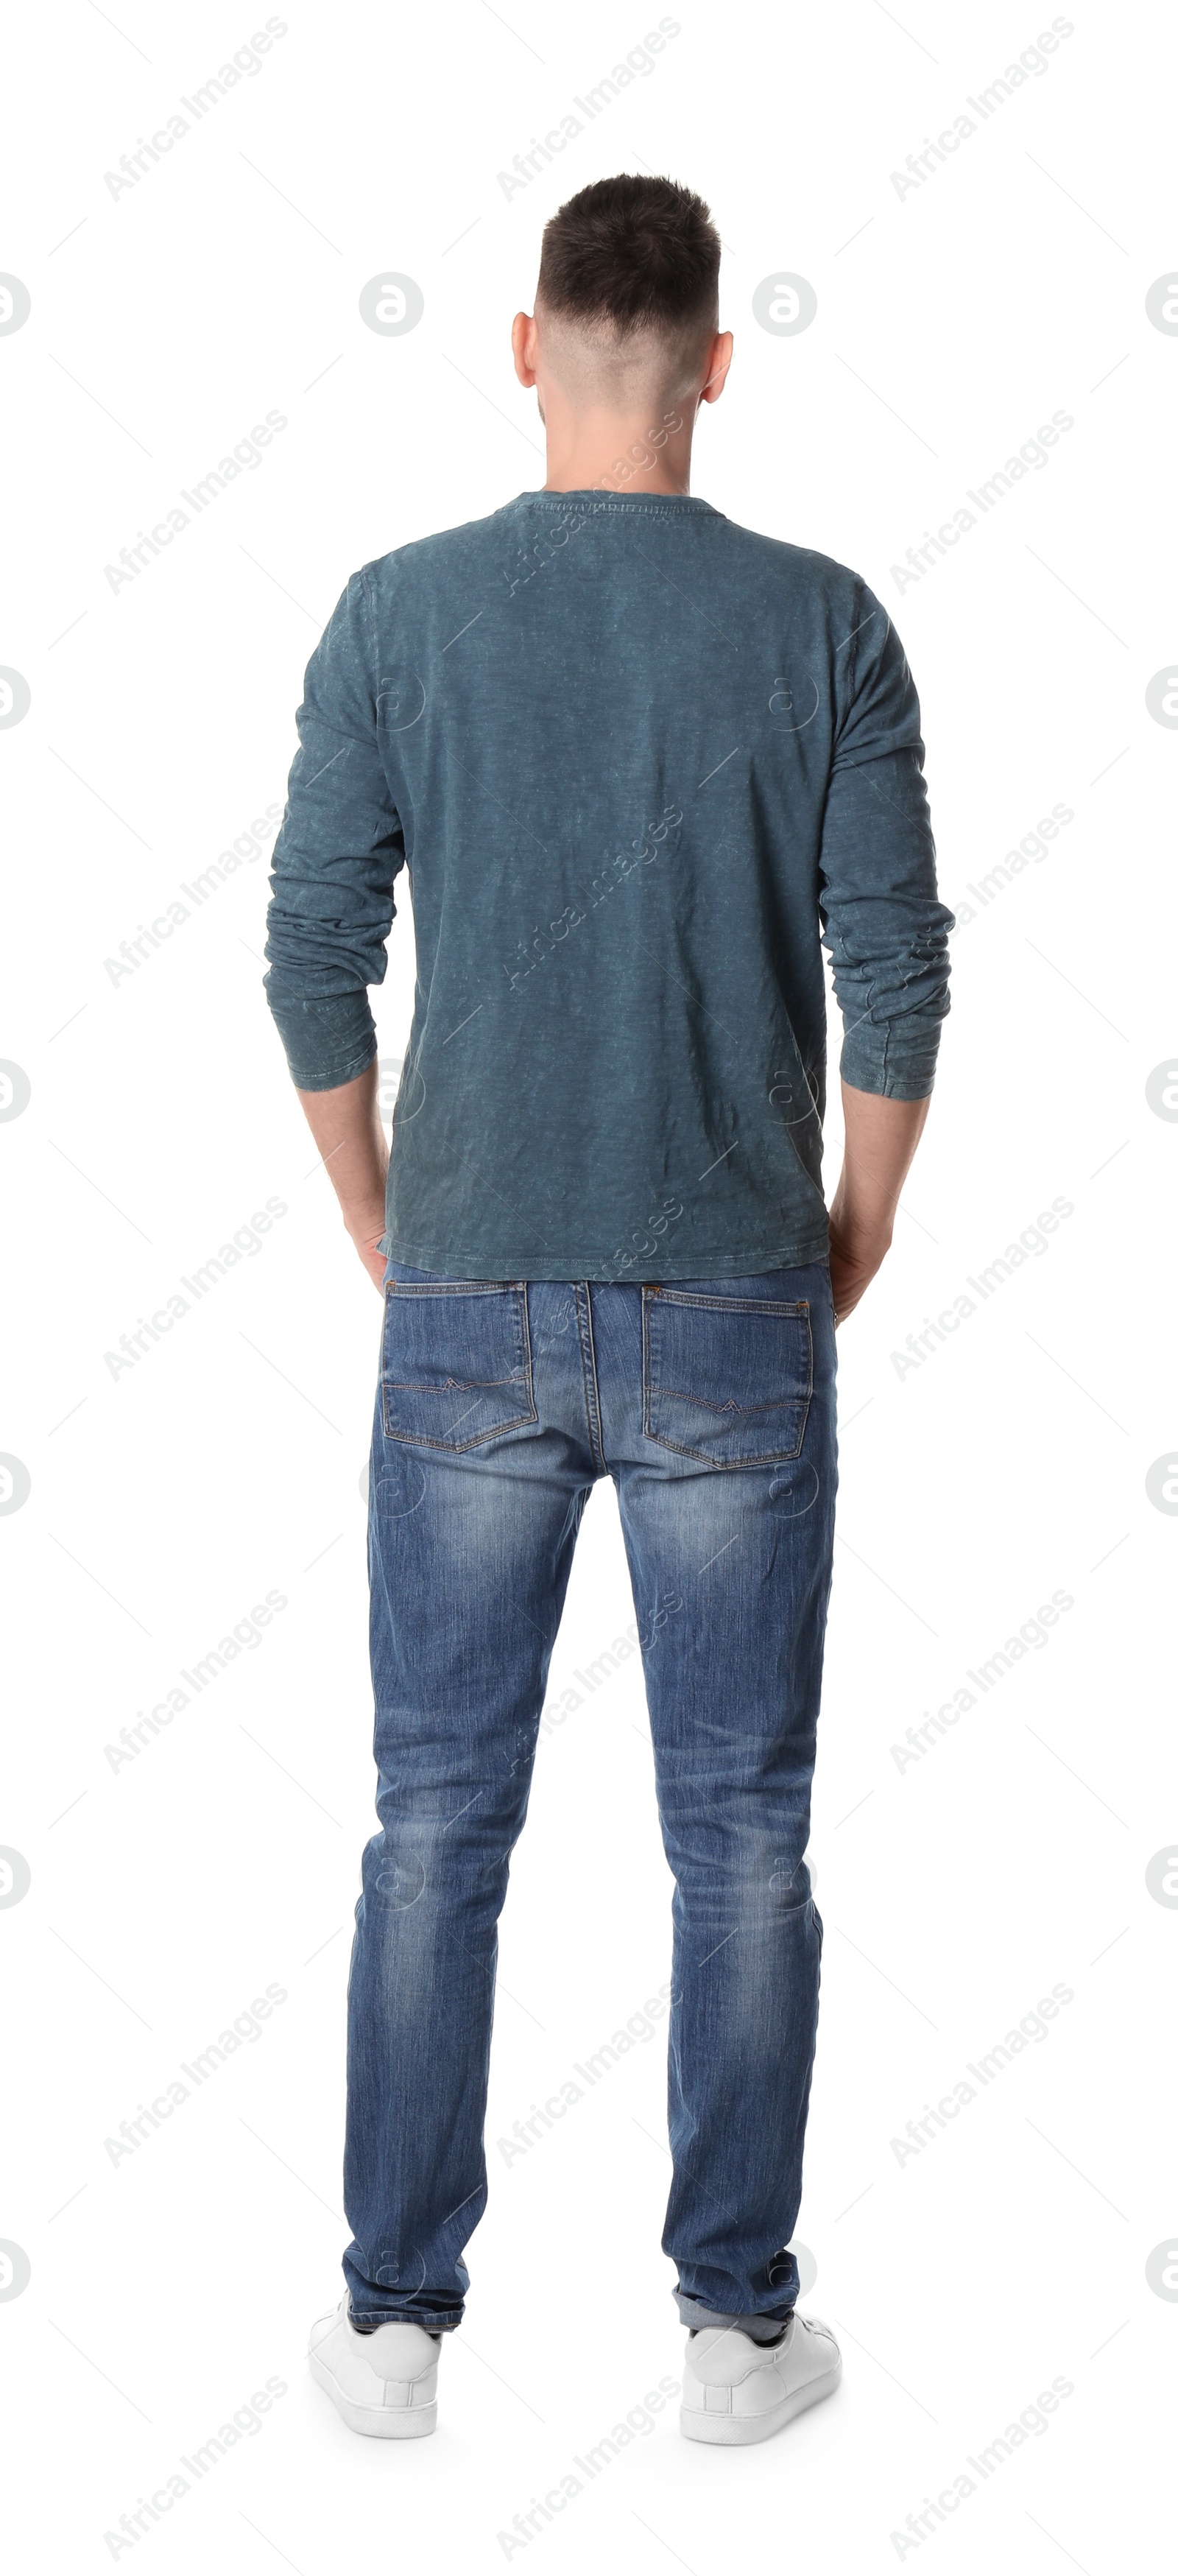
{"left": 378, "top": 1227, "right": 831, "bottom": 1282}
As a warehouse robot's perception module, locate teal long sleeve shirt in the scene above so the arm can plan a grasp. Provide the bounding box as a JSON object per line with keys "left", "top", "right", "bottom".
{"left": 264, "top": 488, "right": 952, "bottom": 1281}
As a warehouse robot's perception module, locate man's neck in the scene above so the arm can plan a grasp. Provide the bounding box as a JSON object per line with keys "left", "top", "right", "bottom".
{"left": 540, "top": 405, "right": 696, "bottom": 497}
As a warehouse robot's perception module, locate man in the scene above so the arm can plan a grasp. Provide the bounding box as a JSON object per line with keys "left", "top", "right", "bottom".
{"left": 264, "top": 173, "right": 951, "bottom": 2447}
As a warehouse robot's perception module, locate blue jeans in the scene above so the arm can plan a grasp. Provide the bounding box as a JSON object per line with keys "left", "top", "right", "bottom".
{"left": 343, "top": 1260, "right": 837, "bottom": 2342}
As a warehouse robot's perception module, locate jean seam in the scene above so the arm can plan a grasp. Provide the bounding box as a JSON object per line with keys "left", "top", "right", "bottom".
{"left": 379, "top": 1415, "right": 537, "bottom": 1452}
{"left": 384, "top": 1281, "right": 530, "bottom": 1297}
{"left": 642, "top": 1433, "right": 809, "bottom": 1468}
{"left": 652, "top": 1294, "right": 811, "bottom": 1317}
{"left": 575, "top": 1284, "right": 605, "bottom": 1473}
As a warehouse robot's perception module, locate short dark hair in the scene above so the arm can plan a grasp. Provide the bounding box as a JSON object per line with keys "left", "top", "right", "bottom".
{"left": 536, "top": 174, "right": 720, "bottom": 339}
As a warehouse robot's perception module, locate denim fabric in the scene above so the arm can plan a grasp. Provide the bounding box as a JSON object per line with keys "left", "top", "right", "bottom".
{"left": 343, "top": 1257, "right": 836, "bottom": 2337}
{"left": 264, "top": 490, "right": 953, "bottom": 1281}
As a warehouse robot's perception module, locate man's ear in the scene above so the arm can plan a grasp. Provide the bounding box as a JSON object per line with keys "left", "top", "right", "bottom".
{"left": 699, "top": 330, "right": 733, "bottom": 405}
{"left": 512, "top": 312, "right": 539, "bottom": 387}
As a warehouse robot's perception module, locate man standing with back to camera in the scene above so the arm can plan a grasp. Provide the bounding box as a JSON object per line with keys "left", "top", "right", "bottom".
{"left": 264, "top": 175, "right": 951, "bottom": 2447}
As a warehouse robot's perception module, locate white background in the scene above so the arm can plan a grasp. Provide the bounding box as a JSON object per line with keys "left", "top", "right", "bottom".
{"left": 2, "top": 2, "right": 1175, "bottom": 2568}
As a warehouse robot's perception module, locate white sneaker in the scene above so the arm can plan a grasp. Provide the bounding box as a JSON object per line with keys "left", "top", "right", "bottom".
{"left": 308, "top": 2295, "right": 441, "bottom": 2438}
{"left": 680, "top": 2312, "right": 842, "bottom": 2446}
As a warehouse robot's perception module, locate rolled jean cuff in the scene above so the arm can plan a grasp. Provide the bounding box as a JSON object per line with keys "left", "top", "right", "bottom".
{"left": 348, "top": 2300, "right": 461, "bottom": 2334}
{"left": 676, "top": 2292, "right": 795, "bottom": 2343}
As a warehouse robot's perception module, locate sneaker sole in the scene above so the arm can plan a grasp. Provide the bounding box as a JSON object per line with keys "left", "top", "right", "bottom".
{"left": 308, "top": 2347, "right": 437, "bottom": 2439}
{"left": 680, "top": 2357, "right": 842, "bottom": 2446}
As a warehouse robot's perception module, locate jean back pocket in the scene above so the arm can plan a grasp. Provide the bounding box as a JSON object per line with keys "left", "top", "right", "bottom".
{"left": 642, "top": 1287, "right": 813, "bottom": 1468}
{"left": 381, "top": 1281, "right": 537, "bottom": 1450}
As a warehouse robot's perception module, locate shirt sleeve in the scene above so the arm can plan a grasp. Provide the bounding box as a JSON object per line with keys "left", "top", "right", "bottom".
{"left": 264, "top": 568, "right": 406, "bottom": 1091}
{"left": 818, "top": 581, "right": 953, "bottom": 1100}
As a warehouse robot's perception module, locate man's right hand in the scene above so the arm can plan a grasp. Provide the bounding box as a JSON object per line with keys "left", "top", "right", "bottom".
{"left": 295, "top": 1062, "right": 391, "bottom": 1295}
{"left": 347, "top": 1214, "right": 391, "bottom": 1294}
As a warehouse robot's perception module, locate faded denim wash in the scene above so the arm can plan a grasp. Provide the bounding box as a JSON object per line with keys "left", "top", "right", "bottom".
{"left": 343, "top": 1256, "right": 836, "bottom": 2341}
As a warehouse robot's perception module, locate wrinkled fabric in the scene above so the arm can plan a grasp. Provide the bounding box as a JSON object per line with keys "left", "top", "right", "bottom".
{"left": 264, "top": 490, "right": 952, "bottom": 1280}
